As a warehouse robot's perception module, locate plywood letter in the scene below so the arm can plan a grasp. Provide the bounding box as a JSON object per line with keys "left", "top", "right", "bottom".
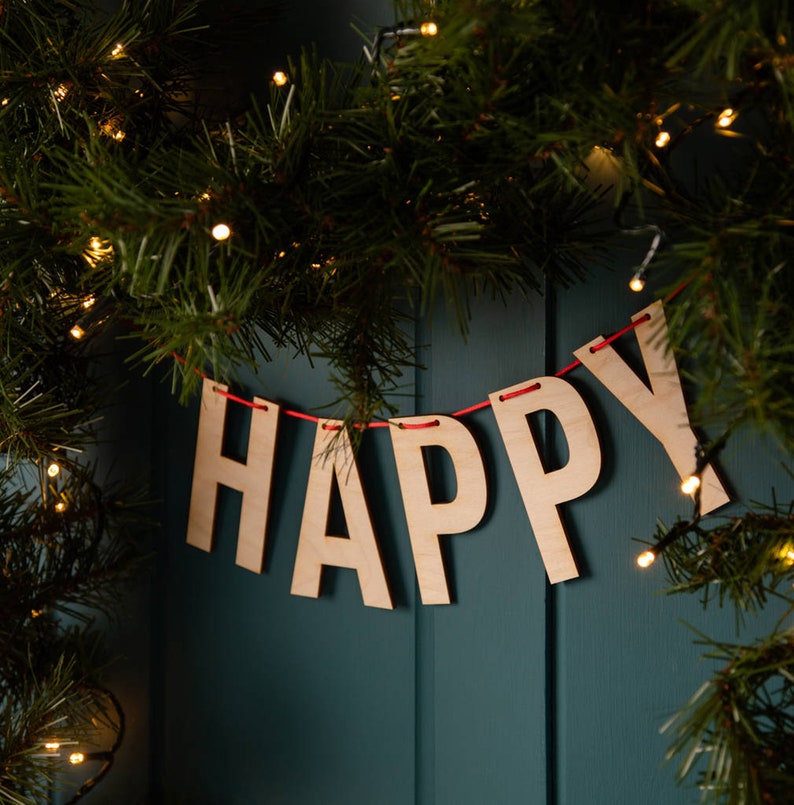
{"left": 186, "top": 378, "right": 279, "bottom": 573}
{"left": 389, "top": 415, "right": 487, "bottom": 605}
{"left": 489, "top": 377, "right": 601, "bottom": 583}
{"left": 573, "top": 300, "right": 730, "bottom": 513}
{"left": 291, "top": 420, "right": 393, "bottom": 610}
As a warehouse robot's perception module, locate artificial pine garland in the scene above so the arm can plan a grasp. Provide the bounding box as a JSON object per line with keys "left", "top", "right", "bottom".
{"left": 0, "top": 0, "right": 792, "bottom": 801}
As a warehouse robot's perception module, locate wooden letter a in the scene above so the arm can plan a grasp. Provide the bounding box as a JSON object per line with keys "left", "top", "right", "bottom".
{"left": 291, "top": 420, "right": 393, "bottom": 609}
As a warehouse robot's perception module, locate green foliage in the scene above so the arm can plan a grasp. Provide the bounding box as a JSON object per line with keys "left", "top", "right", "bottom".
{"left": 0, "top": 460, "right": 145, "bottom": 801}
{"left": 658, "top": 504, "right": 794, "bottom": 618}
{"left": 2, "top": 0, "right": 641, "bottom": 415}
{"left": 0, "top": 655, "right": 102, "bottom": 805}
{"left": 661, "top": 630, "right": 794, "bottom": 805}
{"left": 1, "top": 0, "right": 792, "bottom": 433}
{"left": 646, "top": 491, "right": 794, "bottom": 804}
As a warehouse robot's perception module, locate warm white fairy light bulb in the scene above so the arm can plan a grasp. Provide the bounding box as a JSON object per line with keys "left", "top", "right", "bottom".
{"left": 44, "top": 742, "right": 61, "bottom": 751}
{"left": 636, "top": 550, "right": 656, "bottom": 569}
{"left": 420, "top": 21, "right": 438, "bottom": 36}
{"left": 54, "top": 501, "right": 67, "bottom": 513}
{"left": 84, "top": 236, "right": 113, "bottom": 267}
{"left": 69, "top": 752, "right": 85, "bottom": 765}
{"left": 70, "top": 324, "right": 85, "bottom": 340}
{"left": 716, "top": 108, "right": 737, "bottom": 128}
{"left": 211, "top": 223, "right": 231, "bottom": 241}
{"left": 111, "top": 42, "right": 124, "bottom": 58}
{"left": 100, "top": 119, "right": 126, "bottom": 141}
{"left": 47, "top": 462, "right": 61, "bottom": 478}
{"left": 680, "top": 474, "right": 701, "bottom": 495}
{"left": 272, "top": 71, "right": 288, "bottom": 87}
{"left": 655, "top": 130, "right": 671, "bottom": 148}
{"left": 629, "top": 273, "right": 646, "bottom": 292}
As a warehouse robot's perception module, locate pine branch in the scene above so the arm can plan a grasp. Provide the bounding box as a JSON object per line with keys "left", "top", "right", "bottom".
{"left": 655, "top": 502, "right": 794, "bottom": 622}
{"left": 661, "top": 629, "right": 794, "bottom": 805}
{"left": 0, "top": 460, "right": 149, "bottom": 692}
{"left": 0, "top": 654, "right": 108, "bottom": 805}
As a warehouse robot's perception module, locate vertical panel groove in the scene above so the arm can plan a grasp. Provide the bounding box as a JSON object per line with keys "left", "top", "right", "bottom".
{"left": 413, "top": 312, "right": 434, "bottom": 805}
{"left": 544, "top": 285, "right": 558, "bottom": 805}
{"left": 415, "top": 587, "right": 435, "bottom": 805}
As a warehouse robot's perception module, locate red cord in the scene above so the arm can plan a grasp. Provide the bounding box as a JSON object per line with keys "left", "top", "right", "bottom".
{"left": 589, "top": 313, "right": 652, "bottom": 353}
{"left": 498, "top": 382, "right": 541, "bottom": 402}
{"left": 192, "top": 310, "right": 656, "bottom": 424}
{"left": 396, "top": 419, "right": 440, "bottom": 429}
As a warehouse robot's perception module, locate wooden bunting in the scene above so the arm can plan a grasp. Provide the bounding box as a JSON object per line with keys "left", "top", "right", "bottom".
{"left": 185, "top": 301, "right": 732, "bottom": 608}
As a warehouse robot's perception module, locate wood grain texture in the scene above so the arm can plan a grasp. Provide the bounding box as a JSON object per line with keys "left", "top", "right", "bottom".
{"left": 389, "top": 414, "right": 488, "bottom": 605}
{"left": 186, "top": 378, "right": 279, "bottom": 573}
{"left": 290, "top": 419, "right": 394, "bottom": 609}
{"left": 573, "top": 300, "right": 730, "bottom": 514}
{"left": 488, "top": 375, "right": 601, "bottom": 583}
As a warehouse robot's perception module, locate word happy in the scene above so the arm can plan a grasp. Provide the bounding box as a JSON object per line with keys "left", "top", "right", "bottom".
{"left": 186, "top": 301, "right": 729, "bottom": 609}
